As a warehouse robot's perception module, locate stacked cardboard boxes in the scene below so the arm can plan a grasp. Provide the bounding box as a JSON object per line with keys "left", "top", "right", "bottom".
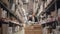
{"left": 25, "top": 24, "right": 42, "bottom": 34}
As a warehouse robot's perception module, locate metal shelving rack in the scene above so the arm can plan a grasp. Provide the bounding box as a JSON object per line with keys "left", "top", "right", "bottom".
{"left": 40, "top": 0, "right": 58, "bottom": 25}
{"left": 0, "top": 0, "right": 23, "bottom": 34}
{"left": 0, "top": 1, "right": 22, "bottom": 26}
{"left": 41, "top": 0, "right": 59, "bottom": 34}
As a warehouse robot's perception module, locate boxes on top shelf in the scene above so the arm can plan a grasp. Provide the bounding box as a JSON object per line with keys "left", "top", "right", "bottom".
{"left": 11, "top": 3, "right": 15, "bottom": 12}
{"left": 47, "top": 0, "right": 52, "bottom": 5}
{"left": 44, "top": 2, "right": 47, "bottom": 8}
{"left": 44, "top": 0, "right": 52, "bottom": 8}
{"left": 13, "top": 0, "right": 16, "bottom": 3}
{"left": 15, "top": 0, "right": 18, "bottom": 5}
{"left": 1, "top": 10, "right": 7, "bottom": 18}
{"left": 0, "top": 8, "right": 7, "bottom": 19}
{"left": 51, "top": 11, "right": 57, "bottom": 17}
{"left": 22, "top": 0, "right": 29, "bottom": 4}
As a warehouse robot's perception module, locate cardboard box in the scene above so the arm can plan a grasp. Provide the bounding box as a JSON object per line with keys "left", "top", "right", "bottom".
{"left": 1, "top": 10, "right": 7, "bottom": 18}
{"left": 2, "top": 24, "right": 9, "bottom": 34}
{"left": 51, "top": 11, "right": 57, "bottom": 17}
{"left": 25, "top": 24, "right": 42, "bottom": 34}
{"left": 8, "top": 27, "right": 12, "bottom": 34}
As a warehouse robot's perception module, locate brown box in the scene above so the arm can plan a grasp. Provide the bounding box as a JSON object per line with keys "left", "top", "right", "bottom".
{"left": 25, "top": 24, "right": 42, "bottom": 34}
{"left": 51, "top": 11, "right": 57, "bottom": 17}
{"left": 2, "top": 24, "right": 9, "bottom": 34}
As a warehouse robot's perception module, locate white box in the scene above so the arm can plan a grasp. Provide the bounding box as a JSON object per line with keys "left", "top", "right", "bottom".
{"left": 1, "top": 10, "right": 7, "bottom": 18}
{"left": 8, "top": 27, "right": 13, "bottom": 34}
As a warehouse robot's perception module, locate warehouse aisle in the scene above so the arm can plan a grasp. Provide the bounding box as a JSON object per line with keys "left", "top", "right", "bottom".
{"left": 14, "top": 27, "right": 25, "bottom": 34}
{"left": 0, "top": 0, "right": 60, "bottom": 34}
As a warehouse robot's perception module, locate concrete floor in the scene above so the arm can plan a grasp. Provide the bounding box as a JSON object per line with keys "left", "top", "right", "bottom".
{"left": 14, "top": 27, "right": 25, "bottom": 34}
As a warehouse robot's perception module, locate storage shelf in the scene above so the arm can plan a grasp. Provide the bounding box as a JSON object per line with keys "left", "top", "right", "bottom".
{"left": 45, "top": 0, "right": 56, "bottom": 12}
{"left": 9, "top": 20, "right": 22, "bottom": 26}
{"left": 41, "top": 21, "right": 56, "bottom": 25}
{"left": 41, "top": 21, "right": 57, "bottom": 27}
{"left": 0, "top": 1, "right": 22, "bottom": 23}
{"left": 0, "top": 18, "right": 22, "bottom": 26}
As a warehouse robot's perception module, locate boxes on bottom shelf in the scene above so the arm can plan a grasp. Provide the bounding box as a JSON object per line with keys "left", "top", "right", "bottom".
{"left": 2, "top": 24, "right": 9, "bottom": 34}
{"left": 47, "top": 0, "right": 52, "bottom": 5}
{"left": 8, "top": 27, "right": 12, "bottom": 34}
{"left": 25, "top": 24, "right": 43, "bottom": 34}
